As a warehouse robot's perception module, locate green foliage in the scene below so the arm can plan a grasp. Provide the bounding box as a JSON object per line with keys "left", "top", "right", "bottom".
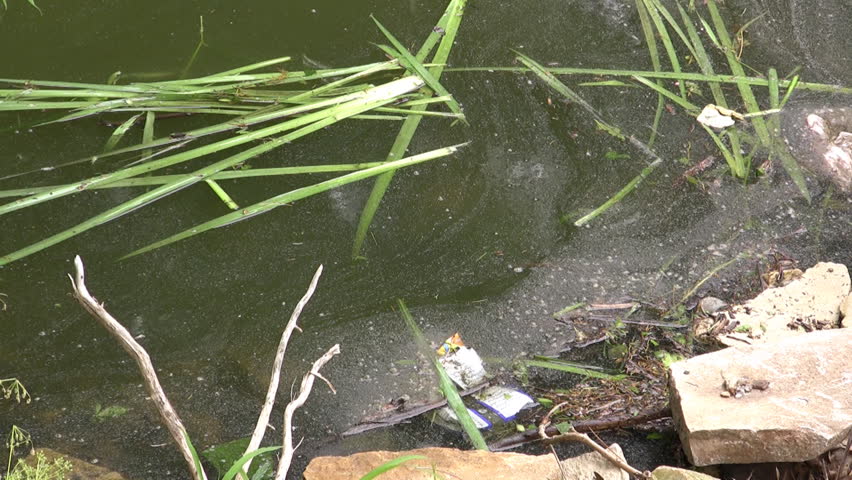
{"left": 0, "top": 379, "right": 31, "bottom": 404}
{"left": 5, "top": 451, "right": 71, "bottom": 480}
{"left": 201, "top": 437, "right": 277, "bottom": 480}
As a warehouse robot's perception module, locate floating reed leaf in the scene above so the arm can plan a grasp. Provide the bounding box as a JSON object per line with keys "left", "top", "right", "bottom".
{"left": 396, "top": 299, "right": 488, "bottom": 451}
{"left": 119, "top": 144, "right": 466, "bottom": 260}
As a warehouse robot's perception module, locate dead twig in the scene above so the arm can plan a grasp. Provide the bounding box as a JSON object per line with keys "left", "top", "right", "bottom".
{"left": 69, "top": 256, "right": 207, "bottom": 480}
{"left": 275, "top": 343, "right": 340, "bottom": 480}
{"left": 243, "top": 265, "right": 323, "bottom": 475}
{"left": 538, "top": 402, "right": 651, "bottom": 479}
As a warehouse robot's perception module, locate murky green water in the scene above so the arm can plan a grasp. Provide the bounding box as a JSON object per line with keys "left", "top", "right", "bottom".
{"left": 2, "top": 0, "right": 850, "bottom": 478}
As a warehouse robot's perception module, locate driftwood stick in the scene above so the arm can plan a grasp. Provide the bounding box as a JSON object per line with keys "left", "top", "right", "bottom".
{"left": 243, "top": 265, "right": 323, "bottom": 475}
{"left": 340, "top": 381, "right": 491, "bottom": 437}
{"left": 538, "top": 402, "right": 649, "bottom": 479}
{"left": 275, "top": 344, "right": 340, "bottom": 480}
{"left": 69, "top": 256, "right": 207, "bottom": 480}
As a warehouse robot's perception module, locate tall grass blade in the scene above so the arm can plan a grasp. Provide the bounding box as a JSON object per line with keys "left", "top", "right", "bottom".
{"left": 119, "top": 144, "right": 466, "bottom": 260}
{"left": 352, "top": 0, "right": 466, "bottom": 259}
{"left": 635, "top": 0, "right": 666, "bottom": 146}
{"left": 359, "top": 455, "right": 426, "bottom": 480}
{"left": 396, "top": 299, "right": 488, "bottom": 451}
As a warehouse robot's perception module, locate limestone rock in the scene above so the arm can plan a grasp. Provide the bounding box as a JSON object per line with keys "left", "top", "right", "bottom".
{"left": 303, "top": 445, "right": 629, "bottom": 480}
{"left": 669, "top": 328, "right": 852, "bottom": 466}
{"left": 25, "top": 448, "right": 128, "bottom": 480}
{"left": 651, "top": 466, "right": 719, "bottom": 480}
{"left": 842, "top": 294, "right": 851, "bottom": 328}
{"left": 717, "top": 262, "right": 850, "bottom": 346}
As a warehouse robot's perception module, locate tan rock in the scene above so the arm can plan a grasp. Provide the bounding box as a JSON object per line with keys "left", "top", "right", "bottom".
{"left": 718, "top": 262, "right": 850, "bottom": 346}
{"left": 23, "top": 448, "right": 128, "bottom": 480}
{"left": 842, "top": 294, "right": 851, "bottom": 328}
{"left": 303, "top": 445, "right": 629, "bottom": 480}
{"left": 651, "top": 465, "right": 719, "bottom": 480}
{"left": 669, "top": 328, "right": 852, "bottom": 466}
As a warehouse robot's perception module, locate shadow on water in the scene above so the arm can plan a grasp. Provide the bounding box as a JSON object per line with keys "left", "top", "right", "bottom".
{"left": 1, "top": 0, "right": 850, "bottom": 478}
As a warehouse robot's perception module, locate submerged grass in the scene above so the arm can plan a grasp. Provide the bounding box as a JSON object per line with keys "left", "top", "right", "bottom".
{"left": 0, "top": 11, "right": 468, "bottom": 266}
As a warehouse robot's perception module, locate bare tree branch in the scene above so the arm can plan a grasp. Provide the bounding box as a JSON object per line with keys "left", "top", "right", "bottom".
{"left": 69, "top": 255, "right": 207, "bottom": 480}
{"left": 275, "top": 344, "right": 340, "bottom": 480}
{"left": 243, "top": 265, "right": 324, "bottom": 474}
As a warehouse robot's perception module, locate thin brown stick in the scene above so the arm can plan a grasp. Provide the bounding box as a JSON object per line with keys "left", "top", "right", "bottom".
{"left": 69, "top": 255, "right": 207, "bottom": 480}
{"left": 274, "top": 344, "right": 340, "bottom": 480}
{"left": 537, "top": 402, "right": 649, "bottom": 479}
{"left": 243, "top": 265, "right": 323, "bottom": 475}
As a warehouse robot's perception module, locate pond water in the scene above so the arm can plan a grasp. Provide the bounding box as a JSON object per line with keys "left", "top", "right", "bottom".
{"left": 1, "top": 0, "right": 850, "bottom": 478}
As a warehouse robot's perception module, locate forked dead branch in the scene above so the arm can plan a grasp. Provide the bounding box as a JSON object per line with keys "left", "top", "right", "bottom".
{"left": 68, "top": 255, "right": 338, "bottom": 480}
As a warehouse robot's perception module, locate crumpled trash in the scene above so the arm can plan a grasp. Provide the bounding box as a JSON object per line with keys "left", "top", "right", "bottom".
{"left": 435, "top": 333, "right": 537, "bottom": 430}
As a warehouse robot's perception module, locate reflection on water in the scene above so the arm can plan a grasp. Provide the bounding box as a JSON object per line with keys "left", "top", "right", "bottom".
{"left": 1, "top": 0, "right": 851, "bottom": 478}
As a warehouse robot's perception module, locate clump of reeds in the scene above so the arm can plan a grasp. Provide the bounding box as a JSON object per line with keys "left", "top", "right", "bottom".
{"left": 0, "top": 0, "right": 469, "bottom": 266}
{"left": 506, "top": 0, "right": 852, "bottom": 225}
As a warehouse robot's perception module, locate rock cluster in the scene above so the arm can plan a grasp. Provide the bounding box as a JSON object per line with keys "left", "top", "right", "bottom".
{"left": 670, "top": 262, "right": 852, "bottom": 467}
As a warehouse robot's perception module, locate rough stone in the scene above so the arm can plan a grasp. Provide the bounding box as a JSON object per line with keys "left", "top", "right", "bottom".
{"left": 717, "top": 262, "right": 850, "bottom": 347}
{"left": 842, "top": 294, "right": 851, "bottom": 329}
{"left": 669, "top": 328, "right": 852, "bottom": 466}
{"left": 651, "top": 466, "right": 719, "bottom": 480}
{"left": 303, "top": 445, "right": 629, "bottom": 480}
{"left": 24, "top": 448, "right": 128, "bottom": 480}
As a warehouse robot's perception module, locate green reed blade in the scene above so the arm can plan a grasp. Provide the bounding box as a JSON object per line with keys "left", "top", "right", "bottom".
{"left": 450, "top": 66, "right": 852, "bottom": 95}
{"left": 641, "top": 0, "right": 686, "bottom": 99}
{"left": 674, "top": 0, "right": 727, "bottom": 106}
{"left": 0, "top": 163, "right": 390, "bottom": 198}
{"left": 635, "top": 0, "right": 665, "bottom": 146}
{"left": 352, "top": 0, "right": 467, "bottom": 260}
{"left": 396, "top": 299, "right": 488, "bottom": 451}
{"left": 371, "top": 17, "right": 465, "bottom": 122}
{"left": 779, "top": 75, "right": 799, "bottom": 108}
{"left": 573, "top": 158, "right": 662, "bottom": 227}
{"left": 647, "top": 0, "right": 700, "bottom": 62}
{"left": 523, "top": 359, "right": 626, "bottom": 380}
{"left": 103, "top": 114, "right": 142, "bottom": 153}
{"left": 632, "top": 75, "right": 700, "bottom": 114}
{"left": 359, "top": 455, "right": 426, "bottom": 480}
{"left": 0, "top": 76, "right": 424, "bottom": 218}
{"left": 205, "top": 179, "right": 238, "bottom": 210}
{"left": 120, "top": 144, "right": 466, "bottom": 260}
{"left": 142, "top": 111, "right": 155, "bottom": 159}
